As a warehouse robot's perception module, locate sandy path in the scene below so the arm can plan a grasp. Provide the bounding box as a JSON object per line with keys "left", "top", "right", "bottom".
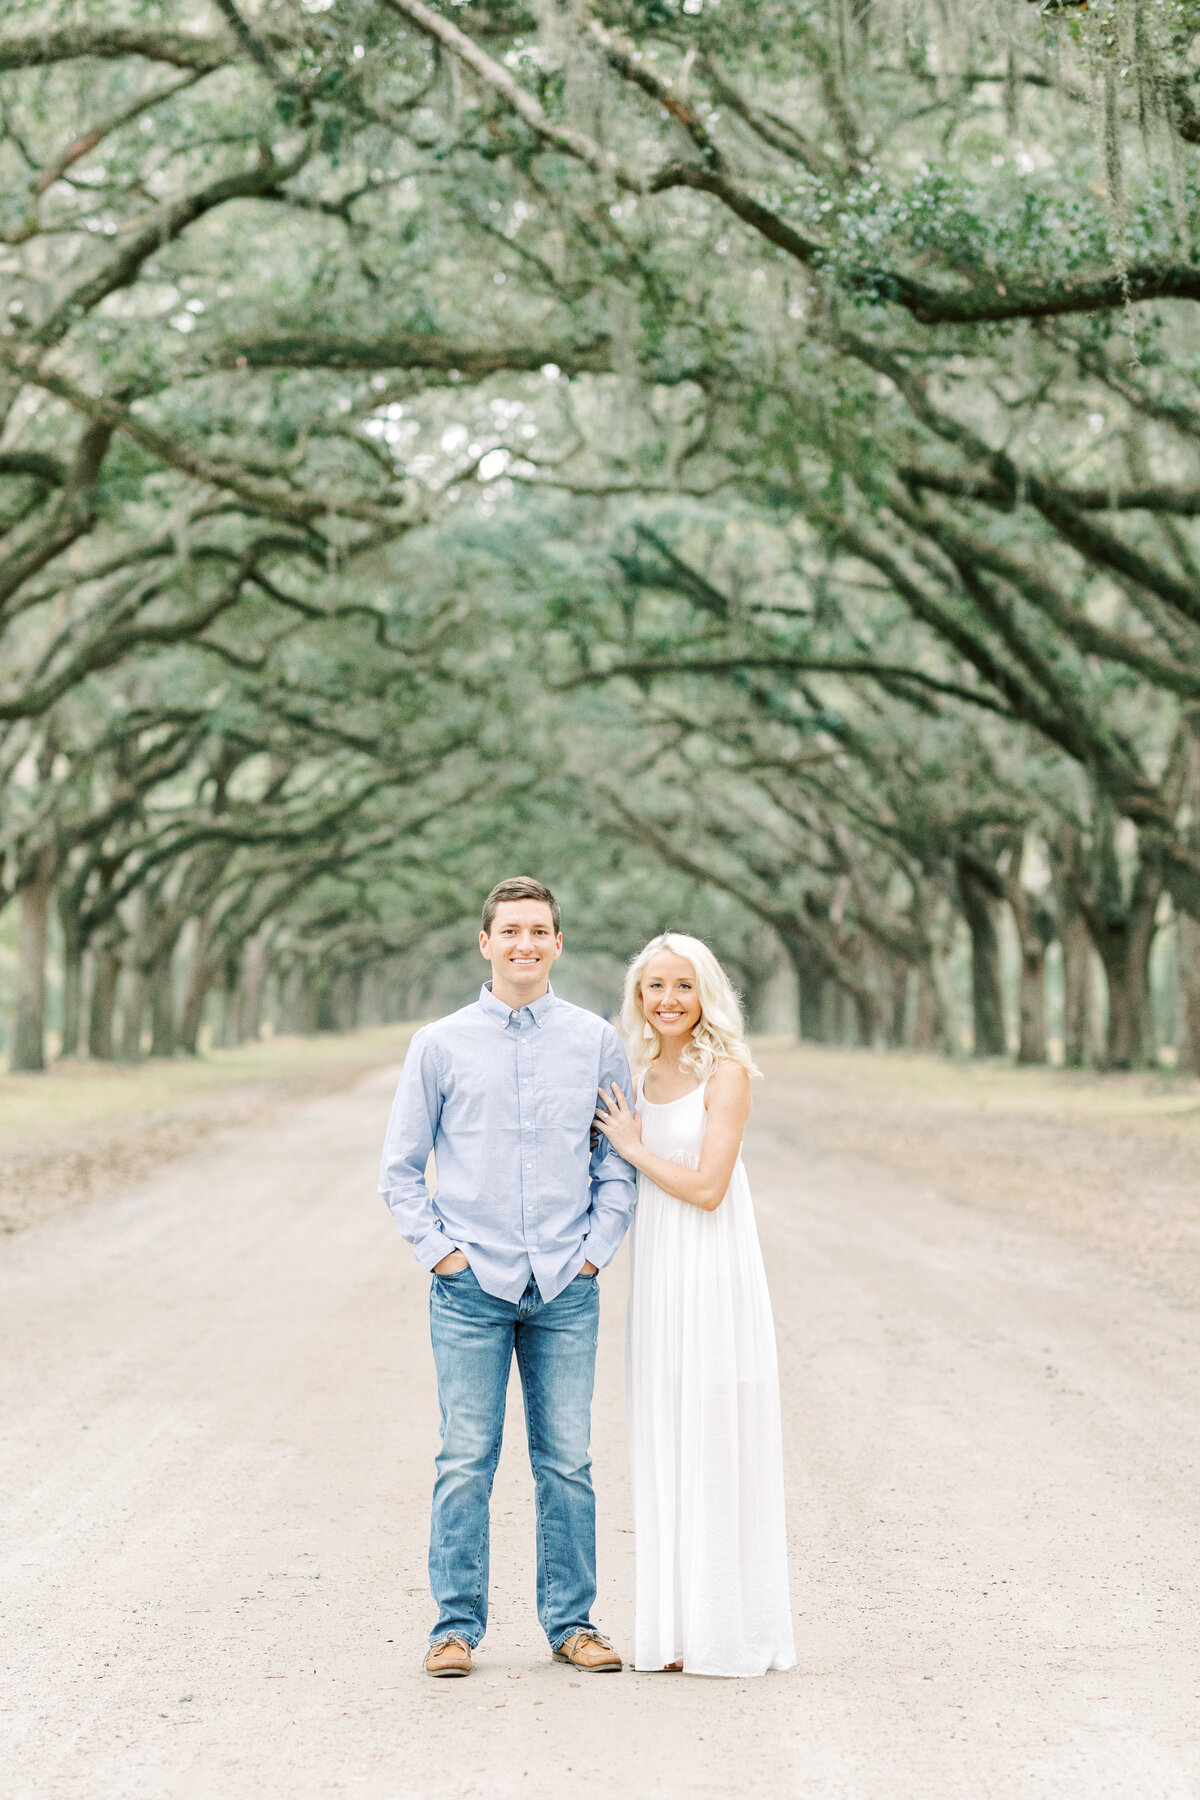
{"left": 3, "top": 1061, "right": 1200, "bottom": 1799}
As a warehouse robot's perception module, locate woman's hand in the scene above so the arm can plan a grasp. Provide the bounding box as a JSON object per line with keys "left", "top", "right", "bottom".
{"left": 594, "top": 1083, "right": 642, "bottom": 1161}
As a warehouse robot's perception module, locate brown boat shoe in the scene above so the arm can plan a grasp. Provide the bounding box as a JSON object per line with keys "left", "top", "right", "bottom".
{"left": 552, "top": 1629, "right": 623, "bottom": 1673}
{"left": 424, "top": 1635, "right": 473, "bottom": 1678}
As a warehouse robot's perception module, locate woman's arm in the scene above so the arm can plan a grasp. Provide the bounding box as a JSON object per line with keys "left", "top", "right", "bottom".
{"left": 594, "top": 1061, "right": 751, "bottom": 1212}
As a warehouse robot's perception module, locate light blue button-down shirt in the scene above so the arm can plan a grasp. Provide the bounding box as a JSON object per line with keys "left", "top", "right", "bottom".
{"left": 378, "top": 983, "right": 638, "bottom": 1303}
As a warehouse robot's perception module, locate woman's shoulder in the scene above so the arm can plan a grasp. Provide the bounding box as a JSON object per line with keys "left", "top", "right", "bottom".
{"left": 703, "top": 1056, "right": 752, "bottom": 1102}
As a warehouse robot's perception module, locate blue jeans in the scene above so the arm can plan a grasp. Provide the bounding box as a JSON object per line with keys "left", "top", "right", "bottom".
{"left": 427, "top": 1266, "right": 600, "bottom": 1650}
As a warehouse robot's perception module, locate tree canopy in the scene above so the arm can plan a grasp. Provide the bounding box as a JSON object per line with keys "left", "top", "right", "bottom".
{"left": 3, "top": 0, "right": 1199, "bottom": 1071}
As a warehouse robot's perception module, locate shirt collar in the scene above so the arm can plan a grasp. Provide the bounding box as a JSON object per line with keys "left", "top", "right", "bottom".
{"left": 479, "top": 981, "right": 557, "bottom": 1028}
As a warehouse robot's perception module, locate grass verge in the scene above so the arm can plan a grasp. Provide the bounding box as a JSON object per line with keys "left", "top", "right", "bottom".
{"left": 753, "top": 1041, "right": 1200, "bottom": 1305}
{"left": 0, "top": 1026, "right": 414, "bottom": 1234}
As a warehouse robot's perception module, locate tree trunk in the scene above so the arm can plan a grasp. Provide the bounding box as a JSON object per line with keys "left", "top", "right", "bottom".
{"left": 957, "top": 857, "right": 1006, "bottom": 1056}
{"left": 1013, "top": 893, "right": 1051, "bottom": 1066}
{"left": 820, "top": 979, "right": 842, "bottom": 1045}
{"left": 755, "top": 950, "right": 797, "bottom": 1037}
{"left": 887, "top": 960, "right": 909, "bottom": 1047}
{"left": 343, "top": 966, "right": 363, "bottom": 1032}
{"left": 1098, "top": 943, "right": 1146, "bottom": 1069}
{"left": 275, "top": 964, "right": 301, "bottom": 1034}
{"left": 852, "top": 988, "right": 874, "bottom": 1048}
{"left": 236, "top": 929, "right": 270, "bottom": 1043}
{"left": 211, "top": 948, "right": 240, "bottom": 1046}
{"left": 315, "top": 973, "right": 337, "bottom": 1033}
{"left": 56, "top": 878, "right": 88, "bottom": 1060}
{"left": 997, "top": 833, "right": 1053, "bottom": 1066}
{"left": 737, "top": 965, "right": 770, "bottom": 1034}
{"left": 88, "top": 948, "right": 121, "bottom": 1060}
{"left": 1088, "top": 878, "right": 1162, "bottom": 1070}
{"left": 217, "top": 978, "right": 237, "bottom": 1046}
{"left": 1092, "top": 901, "right": 1159, "bottom": 1069}
{"left": 178, "top": 911, "right": 214, "bottom": 1056}
{"left": 1016, "top": 946, "right": 1047, "bottom": 1065}
{"left": 330, "top": 972, "right": 353, "bottom": 1033}
{"left": 148, "top": 950, "right": 176, "bottom": 1058}
{"left": 119, "top": 962, "right": 148, "bottom": 1062}
{"left": 786, "top": 942, "right": 828, "bottom": 1043}
{"left": 798, "top": 968, "right": 827, "bottom": 1041}
{"left": 1060, "top": 912, "right": 1092, "bottom": 1067}
{"left": 297, "top": 974, "right": 319, "bottom": 1034}
{"left": 1179, "top": 913, "right": 1200, "bottom": 1075}
{"left": 908, "top": 959, "right": 944, "bottom": 1050}
{"left": 1174, "top": 720, "right": 1200, "bottom": 1070}
{"left": 60, "top": 944, "right": 84, "bottom": 1060}
{"left": 118, "top": 888, "right": 159, "bottom": 1063}
{"left": 11, "top": 848, "right": 56, "bottom": 1073}
{"left": 1073, "top": 799, "right": 1164, "bottom": 1070}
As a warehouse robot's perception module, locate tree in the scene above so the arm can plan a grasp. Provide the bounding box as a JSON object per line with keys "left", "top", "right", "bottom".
{"left": 5, "top": 0, "right": 1200, "bottom": 1074}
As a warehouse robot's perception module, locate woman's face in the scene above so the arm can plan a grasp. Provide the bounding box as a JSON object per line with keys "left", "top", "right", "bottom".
{"left": 640, "top": 951, "right": 703, "bottom": 1042}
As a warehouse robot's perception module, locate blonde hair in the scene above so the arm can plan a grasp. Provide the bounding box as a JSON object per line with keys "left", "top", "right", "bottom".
{"left": 621, "top": 932, "right": 761, "bottom": 1082}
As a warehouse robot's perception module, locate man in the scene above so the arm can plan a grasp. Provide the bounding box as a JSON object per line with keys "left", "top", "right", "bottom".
{"left": 379, "top": 876, "right": 637, "bottom": 1678}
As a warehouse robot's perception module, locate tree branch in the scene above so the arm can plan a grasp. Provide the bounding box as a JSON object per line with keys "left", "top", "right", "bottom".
{"left": 195, "top": 333, "right": 612, "bottom": 376}
{"left": 0, "top": 28, "right": 233, "bottom": 73}
{"left": 561, "top": 652, "right": 1017, "bottom": 716}
{"left": 32, "top": 74, "right": 204, "bottom": 199}
{"left": 31, "top": 139, "right": 314, "bottom": 348}
{"left": 379, "top": 0, "right": 636, "bottom": 187}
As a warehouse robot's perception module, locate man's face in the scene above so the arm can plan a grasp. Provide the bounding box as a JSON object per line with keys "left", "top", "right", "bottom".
{"left": 479, "top": 900, "right": 562, "bottom": 993}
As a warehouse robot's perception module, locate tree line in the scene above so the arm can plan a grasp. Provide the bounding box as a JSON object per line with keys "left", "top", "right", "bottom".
{"left": 2, "top": 0, "right": 1199, "bottom": 1072}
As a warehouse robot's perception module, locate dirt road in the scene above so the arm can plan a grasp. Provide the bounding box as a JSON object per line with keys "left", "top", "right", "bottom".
{"left": 4, "top": 1056, "right": 1200, "bottom": 1799}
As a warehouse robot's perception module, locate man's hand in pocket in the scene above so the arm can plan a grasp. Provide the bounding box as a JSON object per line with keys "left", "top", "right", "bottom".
{"left": 434, "top": 1250, "right": 469, "bottom": 1274}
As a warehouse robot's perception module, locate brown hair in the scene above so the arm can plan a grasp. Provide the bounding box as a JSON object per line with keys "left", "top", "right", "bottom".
{"left": 481, "top": 876, "right": 560, "bottom": 936}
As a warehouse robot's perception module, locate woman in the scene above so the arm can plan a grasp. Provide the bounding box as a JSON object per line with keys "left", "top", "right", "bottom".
{"left": 594, "top": 932, "right": 795, "bottom": 1678}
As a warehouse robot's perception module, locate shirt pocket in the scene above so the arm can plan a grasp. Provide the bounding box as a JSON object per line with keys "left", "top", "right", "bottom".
{"left": 544, "top": 1071, "right": 604, "bottom": 1131}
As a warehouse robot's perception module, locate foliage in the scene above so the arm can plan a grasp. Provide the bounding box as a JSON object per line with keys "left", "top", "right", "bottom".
{"left": 2, "top": 0, "right": 1199, "bottom": 1071}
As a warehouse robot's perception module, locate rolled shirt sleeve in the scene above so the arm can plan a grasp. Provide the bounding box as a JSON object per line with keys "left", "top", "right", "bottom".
{"left": 580, "top": 1024, "right": 638, "bottom": 1272}
{"left": 378, "top": 1029, "right": 457, "bottom": 1272}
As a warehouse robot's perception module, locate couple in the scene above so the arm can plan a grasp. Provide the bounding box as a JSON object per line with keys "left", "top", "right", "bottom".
{"left": 378, "top": 876, "right": 794, "bottom": 1679}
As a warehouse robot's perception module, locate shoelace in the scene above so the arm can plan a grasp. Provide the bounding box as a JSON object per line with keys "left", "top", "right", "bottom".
{"left": 431, "top": 1635, "right": 470, "bottom": 1656}
{"left": 565, "top": 1629, "right": 612, "bottom": 1651}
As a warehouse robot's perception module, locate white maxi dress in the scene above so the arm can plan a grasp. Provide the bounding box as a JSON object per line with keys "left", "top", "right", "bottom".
{"left": 626, "top": 1074, "right": 795, "bottom": 1677}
